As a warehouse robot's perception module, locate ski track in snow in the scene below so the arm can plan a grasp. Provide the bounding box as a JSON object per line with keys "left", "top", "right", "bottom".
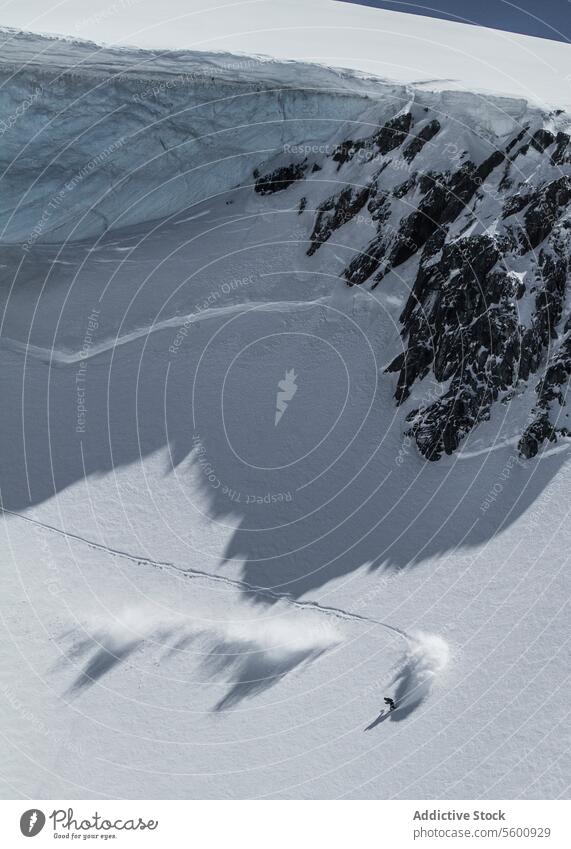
{"left": 0, "top": 298, "right": 328, "bottom": 365}
{"left": 1, "top": 506, "right": 408, "bottom": 641}
{"left": 5, "top": 507, "right": 448, "bottom": 714}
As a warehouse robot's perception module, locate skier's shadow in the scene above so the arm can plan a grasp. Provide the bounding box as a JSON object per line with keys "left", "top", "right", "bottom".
{"left": 364, "top": 709, "right": 392, "bottom": 731}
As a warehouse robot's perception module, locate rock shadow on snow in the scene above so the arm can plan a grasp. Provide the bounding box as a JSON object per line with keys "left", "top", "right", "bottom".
{"left": 204, "top": 638, "right": 328, "bottom": 711}
{"left": 1, "top": 192, "right": 569, "bottom": 607}
{"left": 61, "top": 604, "right": 339, "bottom": 707}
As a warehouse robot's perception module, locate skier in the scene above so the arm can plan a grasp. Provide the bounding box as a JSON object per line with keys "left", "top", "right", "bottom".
{"left": 384, "top": 697, "right": 396, "bottom": 712}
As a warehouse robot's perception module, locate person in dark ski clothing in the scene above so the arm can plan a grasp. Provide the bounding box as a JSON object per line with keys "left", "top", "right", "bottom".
{"left": 384, "top": 697, "right": 396, "bottom": 711}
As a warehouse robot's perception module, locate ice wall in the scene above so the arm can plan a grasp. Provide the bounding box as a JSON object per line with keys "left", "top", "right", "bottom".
{"left": 0, "top": 29, "right": 543, "bottom": 243}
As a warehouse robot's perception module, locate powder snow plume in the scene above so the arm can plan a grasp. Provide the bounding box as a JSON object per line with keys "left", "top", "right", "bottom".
{"left": 387, "top": 631, "right": 450, "bottom": 719}
{"left": 65, "top": 603, "right": 340, "bottom": 709}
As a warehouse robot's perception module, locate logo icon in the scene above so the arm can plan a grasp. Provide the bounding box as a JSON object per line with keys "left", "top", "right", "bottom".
{"left": 20, "top": 809, "right": 46, "bottom": 837}
{"left": 275, "top": 369, "right": 298, "bottom": 426}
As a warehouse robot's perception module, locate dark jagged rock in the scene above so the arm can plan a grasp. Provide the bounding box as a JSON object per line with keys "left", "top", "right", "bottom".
{"left": 373, "top": 112, "right": 413, "bottom": 155}
{"left": 534, "top": 252, "right": 567, "bottom": 340}
{"left": 505, "top": 126, "right": 530, "bottom": 154}
{"left": 518, "top": 413, "right": 557, "bottom": 458}
{"left": 530, "top": 129, "right": 555, "bottom": 153}
{"left": 307, "top": 185, "right": 371, "bottom": 255}
{"left": 515, "top": 128, "right": 555, "bottom": 157}
{"left": 332, "top": 138, "right": 367, "bottom": 168}
{"left": 367, "top": 186, "right": 390, "bottom": 223}
{"left": 536, "top": 329, "right": 571, "bottom": 408}
{"left": 332, "top": 112, "right": 413, "bottom": 168}
{"left": 388, "top": 235, "right": 528, "bottom": 458}
{"left": 515, "top": 246, "right": 567, "bottom": 384}
{"left": 344, "top": 191, "right": 391, "bottom": 284}
{"left": 522, "top": 176, "right": 571, "bottom": 249}
{"left": 298, "top": 196, "right": 307, "bottom": 214}
{"left": 406, "top": 382, "right": 494, "bottom": 460}
{"left": 393, "top": 176, "right": 417, "bottom": 198}
{"left": 396, "top": 143, "right": 567, "bottom": 458}
{"left": 440, "top": 150, "right": 505, "bottom": 224}
{"left": 402, "top": 119, "right": 440, "bottom": 162}
{"left": 345, "top": 238, "right": 387, "bottom": 286}
{"left": 519, "top": 318, "right": 571, "bottom": 457}
{"left": 254, "top": 162, "right": 306, "bottom": 194}
{"left": 253, "top": 107, "right": 571, "bottom": 461}
{"left": 380, "top": 151, "right": 506, "bottom": 274}
{"left": 385, "top": 176, "right": 449, "bottom": 269}
{"left": 502, "top": 191, "right": 534, "bottom": 218}
{"left": 551, "top": 132, "right": 570, "bottom": 166}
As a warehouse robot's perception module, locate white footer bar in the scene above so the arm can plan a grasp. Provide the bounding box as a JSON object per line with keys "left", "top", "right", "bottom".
{"left": 1, "top": 799, "right": 568, "bottom": 848}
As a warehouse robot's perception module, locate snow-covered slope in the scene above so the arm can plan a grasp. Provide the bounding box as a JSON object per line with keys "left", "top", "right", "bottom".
{"left": 252, "top": 101, "right": 571, "bottom": 461}
{"left": 0, "top": 28, "right": 553, "bottom": 244}
{"left": 2, "top": 0, "right": 570, "bottom": 106}
{"left": 1, "top": 17, "right": 570, "bottom": 801}
{"left": 2, "top": 27, "right": 570, "bottom": 459}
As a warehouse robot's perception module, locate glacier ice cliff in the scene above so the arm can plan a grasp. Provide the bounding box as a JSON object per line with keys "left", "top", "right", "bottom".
{"left": 0, "top": 28, "right": 540, "bottom": 244}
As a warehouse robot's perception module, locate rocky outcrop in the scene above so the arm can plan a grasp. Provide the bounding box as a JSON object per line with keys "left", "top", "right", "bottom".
{"left": 387, "top": 235, "right": 525, "bottom": 459}
{"left": 373, "top": 113, "right": 414, "bottom": 155}
{"left": 254, "top": 162, "right": 307, "bottom": 194}
{"left": 402, "top": 119, "right": 440, "bottom": 162}
{"left": 518, "top": 413, "right": 557, "bottom": 459}
{"left": 307, "top": 185, "right": 371, "bottom": 255}
{"left": 253, "top": 103, "right": 571, "bottom": 461}
{"left": 516, "top": 128, "right": 555, "bottom": 156}
{"left": 332, "top": 112, "right": 413, "bottom": 168}
{"left": 519, "top": 318, "right": 571, "bottom": 457}
{"left": 551, "top": 132, "right": 570, "bottom": 165}
{"left": 522, "top": 176, "right": 571, "bottom": 249}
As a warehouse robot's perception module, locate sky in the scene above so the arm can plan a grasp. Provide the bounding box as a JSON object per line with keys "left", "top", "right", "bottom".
{"left": 341, "top": 0, "right": 570, "bottom": 42}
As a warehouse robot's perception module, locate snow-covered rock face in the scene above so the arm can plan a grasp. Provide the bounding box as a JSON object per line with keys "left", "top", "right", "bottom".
{"left": 1, "top": 29, "right": 570, "bottom": 461}
{"left": 253, "top": 101, "right": 571, "bottom": 460}
{"left": 0, "top": 29, "right": 540, "bottom": 245}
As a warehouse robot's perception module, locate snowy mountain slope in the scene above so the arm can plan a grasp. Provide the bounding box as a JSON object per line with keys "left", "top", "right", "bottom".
{"left": 1, "top": 182, "right": 570, "bottom": 800}
{"left": 3, "top": 27, "right": 569, "bottom": 459}
{"left": 249, "top": 97, "right": 571, "bottom": 461}
{"left": 1, "top": 20, "right": 571, "bottom": 800}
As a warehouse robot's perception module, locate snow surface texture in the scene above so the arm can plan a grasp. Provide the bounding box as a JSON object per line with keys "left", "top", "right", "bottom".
{"left": 3, "top": 0, "right": 571, "bottom": 106}
{"left": 0, "top": 20, "right": 570, "bottom": 800}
